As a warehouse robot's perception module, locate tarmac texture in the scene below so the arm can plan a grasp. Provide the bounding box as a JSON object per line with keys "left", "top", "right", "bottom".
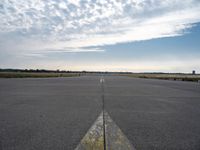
{"left": 0, "top": 75, "right": 200, "bottom": 150}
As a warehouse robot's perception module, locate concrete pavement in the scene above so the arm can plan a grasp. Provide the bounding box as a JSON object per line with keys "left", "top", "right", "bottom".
{"left": 0, "top": 75, "right": 200, "bottom": 150}
{"left": 104, "top": 76, "right": 200, "bottom": 150}
{"left": 0, "top": 77, "right": 102, "bottom": 150}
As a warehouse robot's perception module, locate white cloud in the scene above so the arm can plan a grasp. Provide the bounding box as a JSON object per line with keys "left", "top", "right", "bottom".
{"left": 0, "top": 0, "right": 200, "bottom": 53}
{"left": 1, "top": 55, "right": 200, "bottom": 73}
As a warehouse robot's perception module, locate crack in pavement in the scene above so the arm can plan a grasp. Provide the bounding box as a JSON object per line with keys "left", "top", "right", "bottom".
{"left": 75, "top": 77, "right": 135, "bottom": 150}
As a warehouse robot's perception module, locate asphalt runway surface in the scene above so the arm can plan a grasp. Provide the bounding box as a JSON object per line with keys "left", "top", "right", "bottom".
{"left": 0, "top": 75, "right": 200, "bottom": 150}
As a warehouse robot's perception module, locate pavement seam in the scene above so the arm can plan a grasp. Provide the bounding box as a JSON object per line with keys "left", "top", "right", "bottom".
{"left": 101, "top": 77, "right": 106, "bottom": 150}
{"left": 76, "top": 77, "right": 135, "bottom": 150}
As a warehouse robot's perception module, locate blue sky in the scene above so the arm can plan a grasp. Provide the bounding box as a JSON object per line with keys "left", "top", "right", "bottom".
{"left": 0, "top": 0, "right": 200, "bottom": 72}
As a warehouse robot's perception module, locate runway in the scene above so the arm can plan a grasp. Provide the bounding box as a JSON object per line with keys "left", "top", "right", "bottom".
{"left": 0, "top": 75, "right": 200, "bottom": 150}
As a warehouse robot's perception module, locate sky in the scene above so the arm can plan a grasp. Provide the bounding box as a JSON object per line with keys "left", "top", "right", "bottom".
{"left": 0, "top": 0, "right": 200, "bottom": 73}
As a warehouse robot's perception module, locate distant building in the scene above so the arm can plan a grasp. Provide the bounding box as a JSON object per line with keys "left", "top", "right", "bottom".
{"left": 192, "top": 70, "right": 196, "bottom": 75}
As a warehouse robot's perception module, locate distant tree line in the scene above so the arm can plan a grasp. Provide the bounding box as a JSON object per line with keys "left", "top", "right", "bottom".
{"left": 0, "top": 68, "right": 197, "bottom": 75}
{"left": 0, "top": 69, "right": 80, "bottom": 73}
{"left": 0, "top": 68, "right": 133, "bottom": 74}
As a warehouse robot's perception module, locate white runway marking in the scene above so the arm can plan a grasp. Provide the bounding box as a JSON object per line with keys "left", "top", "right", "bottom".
{"left": 104, "top": 111, "right": 136, "bottom": 150}
{"left": 75, "top": 112, "right": 104, "bottom": 150}
{"left": 100, "top": 78, "right": 105, "bottom": 83}
{"left": 75, "top": 111, "right": 135, "bottom": 150}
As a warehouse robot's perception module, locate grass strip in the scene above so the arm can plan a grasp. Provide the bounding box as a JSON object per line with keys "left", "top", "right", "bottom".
{"left": 125, "top": 73, "right": 200, "bottom": 82}
{"left": 0, "top": 72, "right": 80, "bottom": 78}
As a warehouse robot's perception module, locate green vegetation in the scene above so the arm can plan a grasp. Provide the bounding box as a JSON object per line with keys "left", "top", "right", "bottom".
{"left": 0, "top": 69, "right": 199, "bottom": 82}
{"left": 125, "top": 73, "right": 200, "bottom": 82}
{"left": 0, "top": 72, "right": 80, "bottom": 78}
